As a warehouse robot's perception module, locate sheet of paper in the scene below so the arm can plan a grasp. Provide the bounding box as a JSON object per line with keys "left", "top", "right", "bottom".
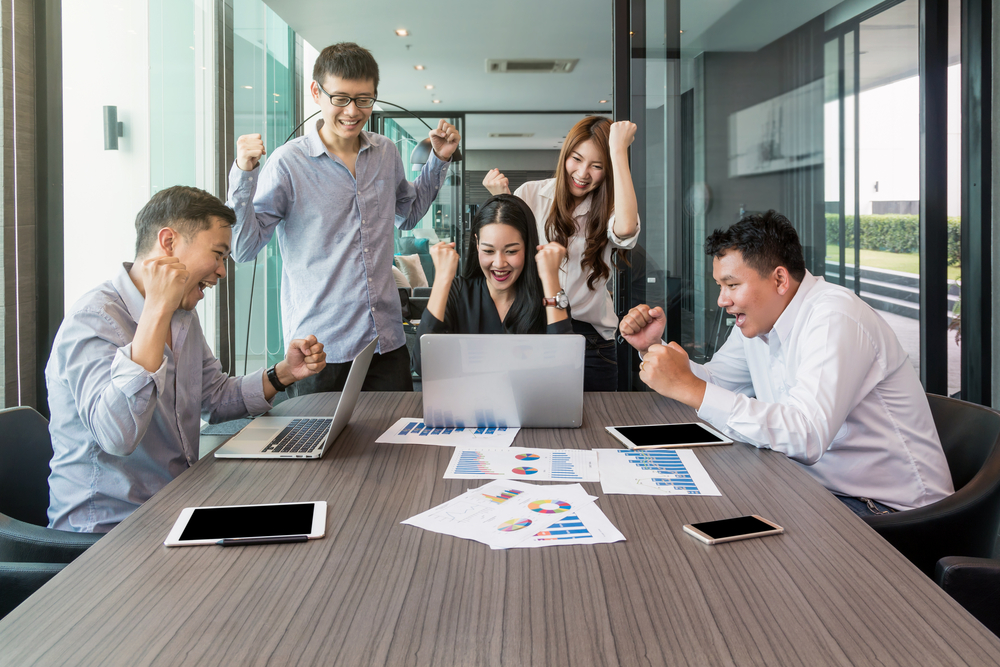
{"left": 401, "top": 480, "right": 597, "bottom": 549}
{"left": 443, "top": 447, "right": 600, "bottom": 482}
{"left": 375, "top": 418, "right": 518, "bottom": 448}
{"left": 596, "top": 448, "right": 722, "bottom": 496}
{"left": 512, "top": 501, "right": 625, "bottom": 548}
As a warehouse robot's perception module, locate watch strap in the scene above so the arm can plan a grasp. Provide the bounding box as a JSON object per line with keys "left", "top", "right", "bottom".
{"left": 266, "top": 365, "right": 290, "bottom": 392}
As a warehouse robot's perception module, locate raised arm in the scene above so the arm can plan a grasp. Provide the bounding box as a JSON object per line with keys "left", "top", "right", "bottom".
{"left": 608, "top": 121, "right": 639, "bottom": 241}
{"left": 395, "top": 121, "right": 461, "bottom": 230}
{"left": 536, "top": 242, "right": 568, "bottom": 326}
{"left": 226, "top": 134, "right": 287, "bottom": 262}
{"left": 424, "top": 242, "right": 460, "bottom": 323}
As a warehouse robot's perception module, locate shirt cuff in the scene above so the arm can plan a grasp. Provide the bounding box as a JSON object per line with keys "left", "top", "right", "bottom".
{"left": 241, "top": 369, "right": 273, "bottom": 416}
{"left": 607, "top": 211, "right": 640, "bottom": 248}
{"left": 426, "top": 151, "right": 452, "bottom": 174}
{"left": 696, "top": 382, "right": 738, "bottom": 429}
{"left": 227, "top": 161, "right": 258, "bottom": 204}
{"left": 111, "top": 344, "right": 167, "bottom": 397}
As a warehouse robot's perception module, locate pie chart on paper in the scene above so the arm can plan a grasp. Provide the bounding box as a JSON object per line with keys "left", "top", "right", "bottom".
{"left": 512, "top": 467, "right": 538, "bottom": 475}
{"left": 498, "top": 518, "right": 532, "bottom": 532}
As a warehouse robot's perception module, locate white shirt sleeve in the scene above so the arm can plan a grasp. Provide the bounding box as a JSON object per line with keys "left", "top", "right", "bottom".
{"left": 696, "top": 310, "right": 885, "bottom": 465}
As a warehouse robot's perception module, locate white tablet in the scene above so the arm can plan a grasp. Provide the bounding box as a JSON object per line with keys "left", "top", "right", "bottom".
{"left": 164, "top": 501, "right": 327, "bottom": 547}
{"left": 605, "top": 423, "right": 733, "bottom": 449}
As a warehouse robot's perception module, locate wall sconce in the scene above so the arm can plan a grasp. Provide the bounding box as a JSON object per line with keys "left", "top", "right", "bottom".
{"left": 104, "top": 106, "right": 124, "bottom": 150}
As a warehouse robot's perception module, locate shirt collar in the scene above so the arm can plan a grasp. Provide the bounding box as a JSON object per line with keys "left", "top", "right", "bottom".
{"left": 114, "top": 262, "right": 148, "bottom": 323}
{"left": 307, "top": 120, "right": 371, "bottom": 158}
{"left": 538, "top": 179, "right": 592, "bottom": 218}
{"left": 770, "top": 270, "right": 819, "bottom": 344}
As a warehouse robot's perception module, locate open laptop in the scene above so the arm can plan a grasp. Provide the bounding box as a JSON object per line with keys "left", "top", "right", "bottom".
{"left": 214, "top": 337, "right": 378, "bottom": 459}
{"left": 420, "top": 334, "right": 585, "bottom": 428}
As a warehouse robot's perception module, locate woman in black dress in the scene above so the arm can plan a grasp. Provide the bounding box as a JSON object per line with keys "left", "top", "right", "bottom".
{"left": 413, "top": 194, "right": 570, "bottom": 374}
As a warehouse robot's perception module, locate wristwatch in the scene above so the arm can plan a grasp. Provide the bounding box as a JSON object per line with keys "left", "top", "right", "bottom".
{"left": 266, "top": 365, "right": 291, "bottom": 392}
{"left": 542, "top": 290, "right": 569, "bottom": 309}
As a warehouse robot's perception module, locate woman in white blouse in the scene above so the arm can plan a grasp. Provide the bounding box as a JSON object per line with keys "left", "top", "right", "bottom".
{"left": 483, "top": 116, "right": 639, "bottom": 391}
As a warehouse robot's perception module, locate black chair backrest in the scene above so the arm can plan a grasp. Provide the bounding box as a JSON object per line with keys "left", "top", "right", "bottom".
{"left": 0, "top": 407, "right": 54, "bottom": 527}
{"left": 927, "top": 394, "right": 1000, "bottom": 491}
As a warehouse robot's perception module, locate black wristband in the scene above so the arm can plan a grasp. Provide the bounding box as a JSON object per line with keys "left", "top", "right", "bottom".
{"left": 266, "top": 365, "right": 290, "bottom": 392}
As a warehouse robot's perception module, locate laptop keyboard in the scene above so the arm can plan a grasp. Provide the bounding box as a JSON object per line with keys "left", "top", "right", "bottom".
{"left": 261, "top": 418, "right": 334, "bottom": 454}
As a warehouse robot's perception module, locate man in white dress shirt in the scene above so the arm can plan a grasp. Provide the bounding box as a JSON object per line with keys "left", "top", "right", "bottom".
{"left": 620, "top": 210, "right": 953, "bottom": 516}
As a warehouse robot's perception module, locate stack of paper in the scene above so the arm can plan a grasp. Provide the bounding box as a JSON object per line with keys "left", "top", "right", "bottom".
{"left": 402, "top": 480, "right": 624, "bottom": 549}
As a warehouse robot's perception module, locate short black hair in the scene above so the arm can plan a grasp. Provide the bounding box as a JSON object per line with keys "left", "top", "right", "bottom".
{"left": 134, "top": 186, "right": 235, "bottom": 257}
{"left": 313, "top": 42, "right": 379, "bottom": 93}
{"left": 704, "top": 210, "right": 806, "bottom": 281}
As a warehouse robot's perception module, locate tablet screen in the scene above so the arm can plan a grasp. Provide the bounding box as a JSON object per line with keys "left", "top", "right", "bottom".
{"left": 613, "top": 423, "right": 726, "bottom": 447}
{"left": 179, "top": 503, "right": 316, "bottom": 541}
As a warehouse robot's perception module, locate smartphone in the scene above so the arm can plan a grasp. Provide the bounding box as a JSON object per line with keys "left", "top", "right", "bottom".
{"left": 682, "top": 515, "right": 784, "bottom": 545}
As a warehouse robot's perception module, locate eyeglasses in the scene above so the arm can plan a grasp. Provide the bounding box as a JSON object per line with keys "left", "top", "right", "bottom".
{"left": 315, "top": 81, "right": 376, "bottom": 109}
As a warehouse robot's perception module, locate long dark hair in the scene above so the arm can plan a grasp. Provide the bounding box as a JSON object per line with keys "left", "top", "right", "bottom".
{"left": 548, "top": 115, "right": 621, "bottom": 290}
{"left": 463, "top": 194, "right": 546, "bottom": 334}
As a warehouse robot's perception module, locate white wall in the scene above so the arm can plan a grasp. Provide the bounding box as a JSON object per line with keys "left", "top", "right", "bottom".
{"left": 62, "top": 0, "right": 150, "bottom": 310}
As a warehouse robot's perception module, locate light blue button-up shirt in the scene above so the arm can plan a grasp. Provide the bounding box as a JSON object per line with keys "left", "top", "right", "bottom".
{"left": 227, "top": 121, "right": 450, "bottom": 363}
{"left": 46, "top": 264, "right": 272, "bottom": 533}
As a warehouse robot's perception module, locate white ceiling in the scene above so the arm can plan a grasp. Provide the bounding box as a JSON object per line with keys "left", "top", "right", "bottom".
{"left": 265, "top": 0, "right": 614, "bottom": 115}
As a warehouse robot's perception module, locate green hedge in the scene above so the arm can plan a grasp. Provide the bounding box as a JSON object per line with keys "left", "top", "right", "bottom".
{"left": 825, "top": 213, "right": 961, "bottom": 266}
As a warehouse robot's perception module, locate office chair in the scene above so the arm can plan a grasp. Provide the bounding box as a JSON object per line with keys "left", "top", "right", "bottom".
{"left": 0, "top": 406, "right": 101, "bottom": 619}
{"left": 935, "top": 556, "right": 1000, "bottom": 636}
{"left": 864, "top": 394, "right": 1000, "bottom": 577}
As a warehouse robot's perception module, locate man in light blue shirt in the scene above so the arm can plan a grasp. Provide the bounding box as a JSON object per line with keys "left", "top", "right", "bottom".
{"left": 46, "top": 186, "right": 328, "bottom": 533}
{"left": 227, "top": 42, "right": 460, "bottom": 393}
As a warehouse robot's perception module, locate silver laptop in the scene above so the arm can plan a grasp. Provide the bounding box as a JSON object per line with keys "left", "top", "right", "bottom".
{"left": 420, "top": 334, "right": 585, "bottom": 428}
{"left": 214, "top": 337, "right": 378, "bottom": 459}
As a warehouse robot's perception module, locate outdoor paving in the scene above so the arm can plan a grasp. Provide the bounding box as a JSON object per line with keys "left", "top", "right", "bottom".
{"left": 877, "top": 309, "right": 962, "bottom": 397}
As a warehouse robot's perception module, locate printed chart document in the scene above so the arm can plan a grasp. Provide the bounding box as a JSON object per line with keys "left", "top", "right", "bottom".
{"left": 513, "top": 501, "right": 625, "bottom": 548}
{"left": 444, "top": 447, "right": 600, "bottom": 482}
{"left": 402, "top": 480, "right": 598, "bottom": 549}
{"left": 597, "top": 448, "right": 722, "bottom": 496}
{"left": 375, "top": 418, "right": 518, "bottom": 448}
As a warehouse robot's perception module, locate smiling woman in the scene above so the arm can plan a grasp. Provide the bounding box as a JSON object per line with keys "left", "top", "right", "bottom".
{"left": 412, "top": 194, "right": 570, "bottom": 375}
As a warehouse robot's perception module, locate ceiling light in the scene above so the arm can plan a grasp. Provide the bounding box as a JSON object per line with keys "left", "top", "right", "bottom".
{"left": 432, "top": 99, "right": 441, "bottom": 104}
{"left": 243, "top": 85, "right": 253, "bottom": 89}
{"left": 680, "top": 30, "right": 684, "bottom": 33}
{"left": 425, "top": 84, "right": 434, "bottom": 90}
{"left": 395, "top": 29, "right": 409, "bottom": 36}
{"left": 599, "top": 100, "right": 608, "bottom": 104}
{"left": 414, "top": 65, "right": 425, "bottom": 70}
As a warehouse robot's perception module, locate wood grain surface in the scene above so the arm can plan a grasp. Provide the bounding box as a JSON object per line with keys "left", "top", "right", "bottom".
{"left": 2, "top": 392, "right": 999, "bottom": 666}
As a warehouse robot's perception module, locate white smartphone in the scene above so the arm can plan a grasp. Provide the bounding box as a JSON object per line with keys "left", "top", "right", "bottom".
{"left": 164, "top": 501, "right": 327, "bottom": 547}
{"left": 682, "top": 514, "right": 784, "bottom": 545}
{"left": 605, "top": 422, "right": 733, "bottom": 449}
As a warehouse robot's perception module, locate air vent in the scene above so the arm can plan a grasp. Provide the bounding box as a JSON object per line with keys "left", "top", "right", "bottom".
{"left": 486, "top": 58, "right": 579, "bottom": 74}
{"left": 487, "top": 132, "right": 535, "bottom": 138}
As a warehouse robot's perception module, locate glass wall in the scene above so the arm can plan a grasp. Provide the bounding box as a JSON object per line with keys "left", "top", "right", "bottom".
{"left": 631, "top": 0, "right": 963, "bottom": 395}
{"left": 230, "top": 0, "right": 297, "bottom": 374}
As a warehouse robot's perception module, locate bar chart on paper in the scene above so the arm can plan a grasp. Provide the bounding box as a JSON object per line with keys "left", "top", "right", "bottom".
{"left": 375, "top": 418, "right": 518, "bottom": 447}
{"left": 596, "top": 449, "right": 722, "bottom": 496}
{"left": 445, "top": 448, "right": 600, "bottom": 481}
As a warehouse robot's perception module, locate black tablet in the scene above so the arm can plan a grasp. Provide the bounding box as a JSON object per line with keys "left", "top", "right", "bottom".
{"left": 604, "top": 423, "right": 733, "bottom": 449}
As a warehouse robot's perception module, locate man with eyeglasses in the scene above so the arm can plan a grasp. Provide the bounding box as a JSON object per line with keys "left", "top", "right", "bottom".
{"left": 227, "top": 42, "right": 460, "bottom": 393}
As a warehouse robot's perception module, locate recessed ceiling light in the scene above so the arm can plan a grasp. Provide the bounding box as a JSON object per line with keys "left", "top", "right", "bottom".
{"left": 680, "top": 30, "right": 684, "bottom": 33}
{"left": 599, "top": 99, "right": 608, "bottom": 104}
{"left": 432, "top": 99, "right": 441, "bottom": 104}
{"left": 425, "top": 84, "right": 434, "bottom": 90}
{"left": 395, "top": 29, "right": 409, "bottom": 36}
{"left": 243, "top": 85, "right": 253, "bottom": 89}
{"left": 414, "top": 65, "right": 425, "bottom": 70}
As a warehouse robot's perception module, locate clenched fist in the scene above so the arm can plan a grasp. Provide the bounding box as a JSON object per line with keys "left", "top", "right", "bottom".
{"left": 237, "top": 133, "right": 266, "bottom": 171}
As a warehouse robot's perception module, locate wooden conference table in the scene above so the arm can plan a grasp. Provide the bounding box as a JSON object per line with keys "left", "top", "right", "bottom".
{"left": 2, "top": 392, "right": 1000, "bottom": 666}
